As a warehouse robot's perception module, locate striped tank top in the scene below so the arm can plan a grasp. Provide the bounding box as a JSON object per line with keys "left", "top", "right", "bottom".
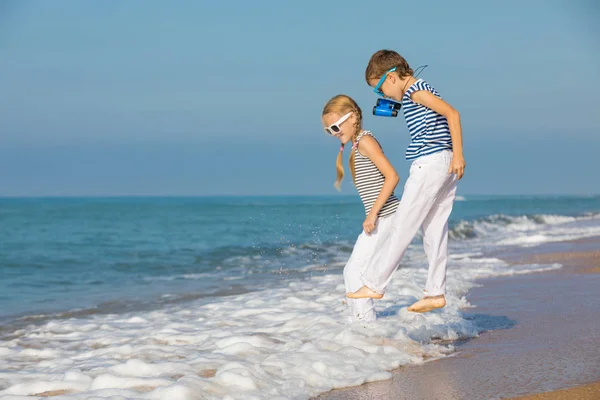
{"left": 402, "top": 79, "right": 453, "bottom": 160}
{"left": 354, "top": 131, "right": 399, "bottom": 218}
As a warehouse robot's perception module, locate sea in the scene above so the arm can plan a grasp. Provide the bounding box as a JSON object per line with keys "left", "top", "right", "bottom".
{"left": 1, "top": 195, "right": 599, "bottom": 399}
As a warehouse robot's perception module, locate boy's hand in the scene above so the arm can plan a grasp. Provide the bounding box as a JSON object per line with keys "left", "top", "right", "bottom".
{"left": 448, "top": 153, "right": 466, "bottom": 180}
{"left": 363, "top": 214, "right": 378, "bottom": 235}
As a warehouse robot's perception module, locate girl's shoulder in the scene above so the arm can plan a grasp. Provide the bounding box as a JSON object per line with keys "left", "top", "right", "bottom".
{"left": 355, "top": 131, "right": 383, "bottom": 157}
{"left": 356, "top": 130, "right": 374, "bottom": 142}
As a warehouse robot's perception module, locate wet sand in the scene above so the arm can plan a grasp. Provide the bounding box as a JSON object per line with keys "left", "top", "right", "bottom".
{"left": 510, "top": 381, "right": 600, "bottom": 400}
{"left": 314, "top": 238, "right": 600, "bottom": 400}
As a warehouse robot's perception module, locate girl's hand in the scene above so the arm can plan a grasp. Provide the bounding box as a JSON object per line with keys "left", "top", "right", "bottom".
{"left": 448, "top": 153, "right": 466, "bottom": 179}
{"left": 363, "top": 214, "right": 378, "bottom": 234}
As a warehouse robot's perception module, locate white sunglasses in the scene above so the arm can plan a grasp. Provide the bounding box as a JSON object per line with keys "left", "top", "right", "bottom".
{"left": 324, "top": 112, "right": 352, "bottom": 136}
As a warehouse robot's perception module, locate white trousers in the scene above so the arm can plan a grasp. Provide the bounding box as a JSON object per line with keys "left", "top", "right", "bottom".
{"left": 360, "top": 150, "right": 458, "bottom": 297}
{"left": 343, "top": 214, "right": 395, "bottom": 322}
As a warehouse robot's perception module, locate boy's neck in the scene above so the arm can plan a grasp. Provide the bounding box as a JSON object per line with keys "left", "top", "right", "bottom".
{"left": 400, "top": 76, "right": 417, "bottom": 97}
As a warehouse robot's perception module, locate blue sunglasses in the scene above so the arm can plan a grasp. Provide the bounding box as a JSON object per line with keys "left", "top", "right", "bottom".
{"left": 373, "top": 67, "right": 397, "bottom": 96}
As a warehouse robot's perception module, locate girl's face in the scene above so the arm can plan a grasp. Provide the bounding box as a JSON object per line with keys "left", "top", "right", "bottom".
{"left": 322, "top": 112, "right": 356, "bottom": 145}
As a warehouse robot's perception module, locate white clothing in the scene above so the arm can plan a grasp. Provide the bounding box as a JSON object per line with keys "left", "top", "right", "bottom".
{"left": 360, "top": 149, "right": 458, "bottom": 297}
{"left": 343, "top": 214, "right": 396, "bottom": 322}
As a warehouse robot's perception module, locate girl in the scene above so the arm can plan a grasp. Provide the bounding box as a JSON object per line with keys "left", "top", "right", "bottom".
{"left": 347, "top": 49, "right": 465, "bottom": 313}
{"left": 321, "top": 94, "right": 400, "bottom": 322}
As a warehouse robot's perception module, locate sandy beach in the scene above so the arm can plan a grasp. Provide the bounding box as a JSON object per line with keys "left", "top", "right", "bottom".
{"left": 315, "top": 238, "right": 600, "bottom": 400}
{"left": 510, "top": 381, "right": 600, "bottom": 400}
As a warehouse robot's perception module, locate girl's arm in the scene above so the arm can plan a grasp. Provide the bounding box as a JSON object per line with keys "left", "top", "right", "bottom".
{"left": 411, "top": 90, "right": 466, "bottom": 179}
{"left": 357, "top": 136, "right": 400, "bottom": 233}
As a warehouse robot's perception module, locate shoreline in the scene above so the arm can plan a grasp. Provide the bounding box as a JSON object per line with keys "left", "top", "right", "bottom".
{"left": 315, "top": 238, "right": 600, "bottom": 400}
{"left": 2, "top": 236, "right": 599, "bottom": 399}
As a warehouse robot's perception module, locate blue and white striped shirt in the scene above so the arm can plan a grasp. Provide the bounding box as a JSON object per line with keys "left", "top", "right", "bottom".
{"left": 402, "top": 79, "right": 453, "bottom": 160}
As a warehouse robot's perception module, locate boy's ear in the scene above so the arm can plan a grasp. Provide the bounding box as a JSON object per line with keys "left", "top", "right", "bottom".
{"left": 387, "top": 72, "right": 398, "bottom": 84}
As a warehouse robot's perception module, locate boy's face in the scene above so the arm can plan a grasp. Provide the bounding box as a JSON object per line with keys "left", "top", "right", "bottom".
{"left": 369, "top": 72, "right": 403, "bottom": 102}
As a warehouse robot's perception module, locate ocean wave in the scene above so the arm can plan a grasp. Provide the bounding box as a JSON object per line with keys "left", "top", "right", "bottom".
{"left": 0, "top": 255, "right": 560, "bottom": 400}
{"left": 449, "top": 212, "right": 600, "bottom": 240}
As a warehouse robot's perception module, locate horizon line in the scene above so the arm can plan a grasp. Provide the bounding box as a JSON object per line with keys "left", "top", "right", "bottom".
{"left": 1, "top": 193, "right": 599, "bottom": 199}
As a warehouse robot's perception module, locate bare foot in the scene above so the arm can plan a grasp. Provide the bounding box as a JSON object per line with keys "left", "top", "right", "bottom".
{"left": 407, "top": 295, "right": 446, "bottom": 313}
{"left": 346, "top": 285, "right": 383, "bottom": 299}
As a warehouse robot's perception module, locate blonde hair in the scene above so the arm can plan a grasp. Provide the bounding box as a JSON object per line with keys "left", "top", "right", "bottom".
{"left": 365, "top": 49, "right": 413, "bottom": 83}
{"left": 322, "top": 95, "right": 363, "bottom": 190}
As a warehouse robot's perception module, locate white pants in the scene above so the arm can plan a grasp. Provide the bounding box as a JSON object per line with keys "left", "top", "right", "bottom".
{"left": 360, "top": 150, "right": 458, "bottom": 297}
{"left": 343, "top": 214, "right": 396, "bottom": 322}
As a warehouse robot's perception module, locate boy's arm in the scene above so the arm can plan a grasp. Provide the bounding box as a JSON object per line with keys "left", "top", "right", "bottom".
{"left": 411, "top": 90, "right": 466, "bottom": 180}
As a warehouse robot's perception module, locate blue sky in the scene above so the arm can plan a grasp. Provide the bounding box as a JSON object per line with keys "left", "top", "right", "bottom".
{"left": 0, "top": 0, "right": 599, "bottom": 196}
